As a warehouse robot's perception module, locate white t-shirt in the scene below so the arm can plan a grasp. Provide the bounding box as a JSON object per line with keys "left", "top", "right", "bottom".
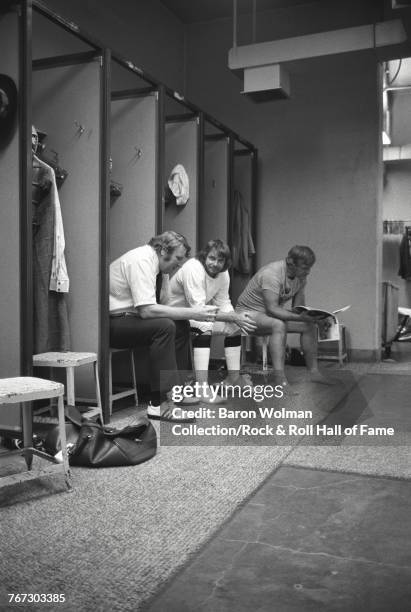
{"left": 162, "top": 257, "right": 234, "bottom": 332}
{"left": 236, "top": 260, "right": 305, "bottom": 313}
{"left": 109, "top": 245, "right": 159, "bottom": 312}
{"left": 163, "top": 258, "right": 233, "bottom": 311}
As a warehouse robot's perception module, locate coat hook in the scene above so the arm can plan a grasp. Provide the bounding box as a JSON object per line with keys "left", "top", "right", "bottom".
{"left": 74, "top": 120, "right": 85, "bottom": 135}
{"left": 131, "top": 147, "right": 142, "bottom": 163}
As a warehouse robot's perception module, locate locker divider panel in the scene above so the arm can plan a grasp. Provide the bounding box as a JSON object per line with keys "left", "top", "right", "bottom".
{"left": 200, "top": 138, "right": 229, "bottom": 246}
{"left": 0, "top": 10, "right": 22, "bottom": 429}
{"left": 110, "top": 94, "right": 157, "bottom": 261}
{"left": 0, "top": 2, "right": 257, "bottom": 420}
{"left": 202, "top": 137, "right": 230, "bottom": 361}
{"left": 164, "top": 119, "right": 198, "bottom": 253}
{"left": 32, "top": 59, "right": 102, "bottom": 398}
{"left": 109, "top": 94, "right": 158, "bottom": 388}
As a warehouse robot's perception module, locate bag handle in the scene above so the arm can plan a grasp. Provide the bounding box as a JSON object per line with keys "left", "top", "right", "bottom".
{"left": 103, "top": 421, "right": 149, "bottom": 438}
{"left": 68, "top": 432, "right": 91, "bottom": 458}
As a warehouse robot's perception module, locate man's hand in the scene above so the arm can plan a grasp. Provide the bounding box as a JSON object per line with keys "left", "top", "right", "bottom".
{"left": 234, "top": 312, "right": 257, "bottom": 334}
{"left": 191, "top": 305, "right": 219, "bottom": 322}
{"left": 298, "top": 312, "right": 326, "bottom": 324}
{"left": 298, "top": 313, "right": 316, "bottom": 324}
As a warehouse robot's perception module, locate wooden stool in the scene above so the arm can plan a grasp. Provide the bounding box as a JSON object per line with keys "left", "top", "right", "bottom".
{"left": 33, "top": 352, "right": 103, "bottom": 422}
{"left": 0, "top": 377, "right": 71, "bottom": 490}
{"left": 109, "top": 348, "right": 138, "bottom": 417}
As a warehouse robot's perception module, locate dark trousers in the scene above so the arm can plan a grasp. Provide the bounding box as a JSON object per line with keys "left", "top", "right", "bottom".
{"left": 109, "top": 315, "right": 190, "bottom": 394}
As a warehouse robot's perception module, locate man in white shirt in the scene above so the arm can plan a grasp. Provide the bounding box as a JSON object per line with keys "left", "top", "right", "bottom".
{"left": 163, "top": 239, "right": 256, "bottom": 402}
{"left": 110, "top": 231, "right": 217, "bottom": 421}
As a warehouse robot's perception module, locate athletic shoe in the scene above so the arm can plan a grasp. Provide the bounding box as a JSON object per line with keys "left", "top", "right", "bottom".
{"left": 147, "top": 400, "right": 196, "bottom": 422}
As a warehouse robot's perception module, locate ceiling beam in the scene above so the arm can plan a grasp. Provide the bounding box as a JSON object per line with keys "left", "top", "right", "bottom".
{"left": 229, "top": 19, "right": 407, "bottom": 70}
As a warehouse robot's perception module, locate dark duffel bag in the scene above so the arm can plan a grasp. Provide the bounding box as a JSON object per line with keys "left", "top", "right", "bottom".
{"left": 68, "top": 418, "right": 157, "bottom": 468}
{"left": 44, "top": 406, "right": 157, "bottom": 468}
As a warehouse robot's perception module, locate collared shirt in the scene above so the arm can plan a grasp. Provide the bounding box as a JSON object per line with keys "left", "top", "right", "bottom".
{"left": 109, "top": 244, "right": 159, "bottom": 312}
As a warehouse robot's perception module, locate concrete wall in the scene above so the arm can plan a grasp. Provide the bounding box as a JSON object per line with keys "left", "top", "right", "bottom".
{"left": 185, "top": 5, "right": 383, "bottom": 357}
{"left": 38, "top": 0, "right": 384, "bottom": 357}
{"left": 43, "top": 0, "right": 185, "bottom": 91}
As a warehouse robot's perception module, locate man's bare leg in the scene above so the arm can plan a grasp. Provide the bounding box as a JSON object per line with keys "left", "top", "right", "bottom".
{"left": 249, "top": 314, "right": 334, "bottom": 388}
{"left": 249, "top": 313, "right": 295, "bottom": 390}
{"left": 288, "top": 320, "right": 335, "bottom": 384}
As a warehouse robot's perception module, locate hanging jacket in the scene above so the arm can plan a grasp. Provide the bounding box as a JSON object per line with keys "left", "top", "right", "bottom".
{"left": 232, "top": 189, "right": 256, "bottom": 275}
{"left": 398, "top": 228, "right": 411, "bottom": 281}
{"left": 33, "top": 154, "right": 69, "bottom": 292}
{"left": 32, "top": 155, "right": 71, "bottom": 353}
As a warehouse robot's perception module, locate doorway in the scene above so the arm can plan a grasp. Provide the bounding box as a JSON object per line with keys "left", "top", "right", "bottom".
{"left": 381, "top": 57, "right": 411, "bottom": 362}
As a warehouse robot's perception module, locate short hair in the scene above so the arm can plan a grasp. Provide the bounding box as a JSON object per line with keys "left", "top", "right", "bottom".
{"left": 148, "top": 231, "right": 191, "bottom": 257}
{"left": 197, "top": 239, "right": 232, "bottom": 272}
{"left": 287, "top": 245, "right": 316, "bottom": 266}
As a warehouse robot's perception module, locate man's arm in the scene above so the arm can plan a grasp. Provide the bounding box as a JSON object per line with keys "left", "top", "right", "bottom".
{"left": 215, "top": 310, "right": 257, "bottom": 333}
{"left": 262, "top": 289, "right": 312, "bottom": 323}
{"left": 124, "top": 255, "right": 217, "bottom": 321}
{"left": 176, "top": 264, "right": 254, "bottom": 330}
{"left": 291, "top": 286, "right": 305, "bottom": 308}
{"left": 291, "top": 285, "right": 327, "bottom": 327}
{"left": 212, "top": 274, "right": 257, "bottom": 333}
{"left": 138, "top": 303, "right": 217, "bottom": 322}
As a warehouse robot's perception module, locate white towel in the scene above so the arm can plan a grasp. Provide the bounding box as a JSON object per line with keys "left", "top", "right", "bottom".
{"left": 168, "top": 164, "right": 189, "bottom": 205}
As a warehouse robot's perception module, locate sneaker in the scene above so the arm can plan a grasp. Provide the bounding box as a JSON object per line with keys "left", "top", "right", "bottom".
{"left": 147, "top": 400, "right": 196, "bottom": 423}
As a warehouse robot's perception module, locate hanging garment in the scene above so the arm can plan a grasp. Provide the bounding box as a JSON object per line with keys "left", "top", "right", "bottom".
{"left": 231, "top": 189, "right": 256, "bottom": 275}
{"left": 167, "top": 164, "right": 189, "bottom": 205}
{"left": 32, "top": 125, "right": 68, "bottom": 189}
{"left": 381, "top": 281, "right": 399, "bottom": 346}
{"left": 32, "top": 157, "right": 52, "bottom": 205}
{"left": 38, "top": 153, "right": 68, "bottom": 189}
{"left": 32, "top": 155, "right": 71, "bottom": 353}
{"left": 34, "top": 154, "right": 69, "bottom": 293}
{"left": 398, "top": 228, "right": 411, "bottom": 280}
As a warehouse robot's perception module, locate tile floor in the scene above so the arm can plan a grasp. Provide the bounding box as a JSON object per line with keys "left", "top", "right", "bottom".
{"left": 142, "top": 348, "right": 411, "bottom": 612}
{"left": 145, "top": 465, "right": 411, "bottom": 612}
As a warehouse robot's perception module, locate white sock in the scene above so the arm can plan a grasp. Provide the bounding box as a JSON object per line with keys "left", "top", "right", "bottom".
{"left": 193, "top": 347, "right": 211, "bottom": 374}
{"left": 224, "top": 345, "right": 241, "bottom": 374}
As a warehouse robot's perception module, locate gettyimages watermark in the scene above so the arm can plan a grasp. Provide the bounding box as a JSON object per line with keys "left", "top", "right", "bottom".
{"left": 170, "top": 380, "right": 284, "bottom": 403}
{"left": 158, "top": 370, "right": 408, "bottom": 447}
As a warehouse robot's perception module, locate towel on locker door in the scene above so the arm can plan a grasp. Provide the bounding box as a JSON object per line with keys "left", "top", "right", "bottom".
{"left": 167, "top": 164, "right": 189, "bottom": 205}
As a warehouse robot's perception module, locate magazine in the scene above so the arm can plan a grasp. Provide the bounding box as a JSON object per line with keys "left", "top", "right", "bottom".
{"left": 293, "top": 305, "right": 351, "bottom": 340}
{"left": 293, "top": 304, "right": 351, "bottom": 319}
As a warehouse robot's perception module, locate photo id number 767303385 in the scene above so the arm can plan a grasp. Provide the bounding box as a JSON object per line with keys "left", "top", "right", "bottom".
{"left": 8, "top": 593, "right": 66, "bottom": 604}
